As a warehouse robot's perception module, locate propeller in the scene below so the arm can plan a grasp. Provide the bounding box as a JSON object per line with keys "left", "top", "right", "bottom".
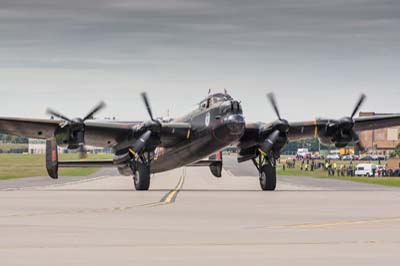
{"left": 129, "top": 93, "right": 161, "bottom": 157}
{"left": 46, "top": 101, "right": 106, "bottom": 158}
{"left": 141, "top": 92, "right": 155, "bottom": 121}
{"left": 267, "top": 93, "right": 281, "bottom": 120}
{"left": 83, "top": 101, "right": 106, "bottom": 121}
{"left": 46, "top": 101, "right": 106, "bottom": 123}
{"left": 259, "top": 93, "right": 290, "bottom": 155}
{"left": 78, "top": 145, "right": 87, "bottom": 159}
{"left": 339, "top": 94, "right": 366, "bottom": 151}
{"left": 325, "top": 94, "right": 366, "bottom": 151}
{"left": 351, "top": 94, "right": 366, "bottom": 119}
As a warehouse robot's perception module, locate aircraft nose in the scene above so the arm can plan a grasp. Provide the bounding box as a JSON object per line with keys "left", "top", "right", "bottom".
{"left": 224, "top": 114, "right": 245, "bottom": 135}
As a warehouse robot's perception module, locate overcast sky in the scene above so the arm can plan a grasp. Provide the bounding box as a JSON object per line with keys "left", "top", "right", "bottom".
{"left": 0, "top": 0, "right": 399, "bottom": 122}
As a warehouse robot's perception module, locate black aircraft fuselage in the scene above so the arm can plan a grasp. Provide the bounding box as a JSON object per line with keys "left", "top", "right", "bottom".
{"left": 149, "top": 93, "right": 245, "bottom": 173}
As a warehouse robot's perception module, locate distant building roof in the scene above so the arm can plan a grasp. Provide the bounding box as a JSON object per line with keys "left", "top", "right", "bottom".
{"left": 359, "top": 112, "right": 396, "bottom": 117}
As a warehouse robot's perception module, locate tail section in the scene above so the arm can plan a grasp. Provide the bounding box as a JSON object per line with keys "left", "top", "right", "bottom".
{"left": 46, "top": 138, "right": 58, "bottom": 179}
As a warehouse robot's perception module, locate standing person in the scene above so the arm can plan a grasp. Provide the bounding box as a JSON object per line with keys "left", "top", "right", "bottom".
{"left": 333, "top": 162, "right": 337, "bottom": 176}
{"left": 349, "top": 160, "right": 354, "bottom": 176}
{"left": 328, "top": 162, "right": 333, "bottom": 176}
{"left": 347, "top": 164, "right": 352, "bottom": 176}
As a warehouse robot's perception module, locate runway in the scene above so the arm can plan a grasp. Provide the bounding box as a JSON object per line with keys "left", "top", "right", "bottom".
{"left": 1, "top": 157, "right": 400, "bottom": 265}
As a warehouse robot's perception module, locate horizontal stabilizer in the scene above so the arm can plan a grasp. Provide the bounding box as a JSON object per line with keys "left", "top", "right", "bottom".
{"left": 58, "top": 160, "right": 115, "bottom": 168}
{"left": 187, "top": 160, "right": 220, "bottom": 167}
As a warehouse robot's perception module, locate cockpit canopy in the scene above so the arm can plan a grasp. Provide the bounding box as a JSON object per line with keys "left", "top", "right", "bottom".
{"left": 199, "top": 93, "right": 242, "bottom": 114}
{"left": 199, "top": 93, "right": 234, "bottom": 109}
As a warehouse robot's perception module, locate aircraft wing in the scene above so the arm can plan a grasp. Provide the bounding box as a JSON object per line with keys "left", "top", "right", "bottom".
{"left": 0, "top": 117, "right": 191, "bottom": 149}
{"left": 288, "top": 114, "right": 400, "bottom": 140}
{"left": 237, "top": 114, "right": 400, "bottom": 162}
{"left": 0, "top": 117, "right": 61, "bottom": 139}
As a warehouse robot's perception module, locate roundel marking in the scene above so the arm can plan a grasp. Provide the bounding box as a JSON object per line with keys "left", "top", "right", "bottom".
{"left": 205, "top": 112, "right": 211, "bottom": 127}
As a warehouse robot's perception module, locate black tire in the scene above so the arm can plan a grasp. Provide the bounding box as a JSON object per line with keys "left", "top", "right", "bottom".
{"left": 133, "top": 164, "right": 150, "bottom": 190}
{"left": 259, "top": 164, "right": 276, "bottom": 191}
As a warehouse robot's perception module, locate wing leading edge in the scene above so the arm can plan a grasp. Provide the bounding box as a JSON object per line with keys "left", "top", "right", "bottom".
{"left": 0, "top": 117, "right": 192, "bottom": 149}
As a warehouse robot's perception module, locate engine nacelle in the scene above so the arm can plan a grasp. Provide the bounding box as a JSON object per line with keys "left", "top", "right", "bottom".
{"left": 210, "top": 162, "right": 222, "bottom": 178}
{"left": 208, "top": 152, "right": 223, "bottom": 178}
{"left": 54, "top": 125, "right": 84, "bottom": 149}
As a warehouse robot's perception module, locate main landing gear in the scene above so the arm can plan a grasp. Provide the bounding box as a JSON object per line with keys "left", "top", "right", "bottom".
{"left": 130, "top": 152, "right": 152, "bottom": 191}
{"left": 252, "top": 153, "right": 276, "bottom": 191}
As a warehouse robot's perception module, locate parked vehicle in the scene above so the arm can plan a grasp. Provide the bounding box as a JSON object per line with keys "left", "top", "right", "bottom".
{"left": 359, "top": 155, "right": 375, "bottom": 161}
{"left": 341, "top": 155, "right": 354, "bottom": 160}
{"left": 377, "top": 165, "right": 385, "bottom": 170}
{"left": 355, "top": 163, "right": 377, "bottom": 177}
{"left": 326, "top": 153, "right": 341, "bottom": 160}
{"left": 311, "top": 154, "right": 323, "bottom": 160}
{"left": 377, "top": 155, "right": 386, "bottom": 161}
{"left": 296, "top": 148, "right": 311, "bottom": 159}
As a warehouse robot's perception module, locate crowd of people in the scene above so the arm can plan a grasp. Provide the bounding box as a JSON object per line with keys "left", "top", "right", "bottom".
{"left": 284, "top": 158, "right": 389, "bottom": 177}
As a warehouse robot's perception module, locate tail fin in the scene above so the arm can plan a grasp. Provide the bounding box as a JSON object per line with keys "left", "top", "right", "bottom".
{"left": 46, "top": 138, "right": 58, "bottom": 179}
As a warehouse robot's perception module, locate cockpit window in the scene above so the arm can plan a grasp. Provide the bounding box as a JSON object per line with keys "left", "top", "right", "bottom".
{"left": 199, "top": 100, "right": 207, "bottom": 109}
{"left": 219, "top": 100, "right": 243, "bottom": 114}
{"left": 211, "top": 93, "right": 233, "bottom": 104}
{"left": 199, "top": 93, "right": 233, "bottom": 109}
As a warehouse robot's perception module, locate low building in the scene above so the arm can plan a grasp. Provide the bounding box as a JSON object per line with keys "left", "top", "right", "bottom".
{"left": 28, "top": 139, "right": 47, "bottom": 154}
{"left": 359, "top": 112, "right": 400, "bottom": 155}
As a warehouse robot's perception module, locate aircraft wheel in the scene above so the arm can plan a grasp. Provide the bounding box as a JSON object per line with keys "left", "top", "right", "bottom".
{"left": 133, "top": 164, "right": 150, "bottom": 191}
{"left": 259, "top": 164, "right": 276, "bottom": 191}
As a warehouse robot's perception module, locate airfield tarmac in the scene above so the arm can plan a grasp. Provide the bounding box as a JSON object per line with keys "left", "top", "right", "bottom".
{"left": 1, "top": 157, "right": 400, "bottom": 265}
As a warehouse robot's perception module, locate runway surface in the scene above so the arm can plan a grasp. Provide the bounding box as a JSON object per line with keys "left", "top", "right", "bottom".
{"left": 1, "top": 157, "right": 400, "bottom": 265}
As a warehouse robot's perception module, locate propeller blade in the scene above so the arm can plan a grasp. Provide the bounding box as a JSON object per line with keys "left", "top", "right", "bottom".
{"left": 78, "top": 145, "right": 87, "bottom": 159}
{"left": 83, "top": 101, "right": 106, "bottom": 121}
{"left": 141, "top": 92, "right": 154, "bottom": 121}
{"left": 130, "top": 130, "right": 152, "bottom": 155}
{"left": 350, "top": 94, "right": 366, "bottom": 119}
{"left": 46, "top": 108, "right": 74, "bottom": 123}
{"left": 351, "top": 130, "right": 365, "bottom": 152}
{"left": 267, "top": 93, "right": 281, "bottom": 120}
{"left": 259, "top": 129, "right": 280, "bottom": 154}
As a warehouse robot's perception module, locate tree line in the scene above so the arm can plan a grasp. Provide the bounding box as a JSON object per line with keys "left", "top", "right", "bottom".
{"left": 0, "top": 134, "right": 28, "bottom": 143}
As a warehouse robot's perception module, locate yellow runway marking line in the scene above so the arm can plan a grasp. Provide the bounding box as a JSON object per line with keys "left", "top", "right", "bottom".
{"left": 160, "top": 168, "right": 186, "bottom": 204}
{"left": 274, "top": 217, "right": 400, "bottom": 229}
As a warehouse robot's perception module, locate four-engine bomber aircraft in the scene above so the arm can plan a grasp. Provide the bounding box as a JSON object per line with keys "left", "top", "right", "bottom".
{"left": 0, "top": 92, "right": 400, "bottom": 191}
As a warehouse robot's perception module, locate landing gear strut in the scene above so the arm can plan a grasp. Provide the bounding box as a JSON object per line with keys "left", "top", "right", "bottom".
{"left": 131, "top": 152, "right": 152, "bottom": 191}
{"left": 252, "top": 153, "right": 276, "bottom": 191}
